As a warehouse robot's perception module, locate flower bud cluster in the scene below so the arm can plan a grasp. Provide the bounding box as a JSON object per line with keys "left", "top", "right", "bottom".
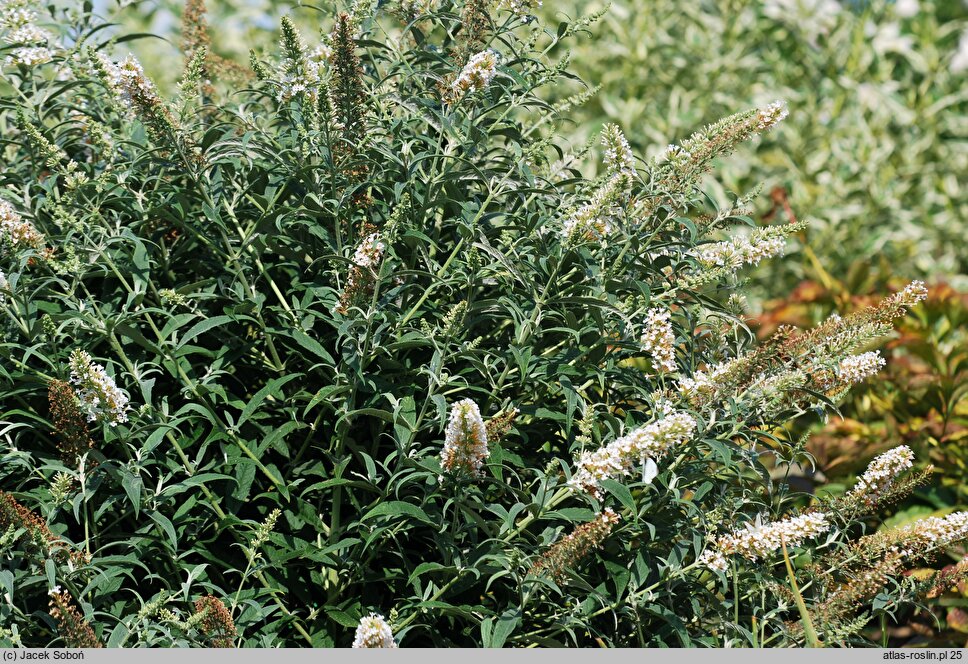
{"left": 570, "top": 411, "right": 696, "bottom": 496}
{"left": 601, "top": 123, "right": 635, "bottom": 175}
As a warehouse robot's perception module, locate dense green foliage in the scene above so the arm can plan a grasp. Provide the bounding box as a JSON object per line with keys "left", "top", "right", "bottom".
{"left": 0, "top": 0, "right": 965, "bottom": 649}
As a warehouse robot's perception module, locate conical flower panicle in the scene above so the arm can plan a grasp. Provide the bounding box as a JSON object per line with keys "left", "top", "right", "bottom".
{"left": 852, "top": 511, "right": 968, "bottom": 565}
{"left": 600, "top": 123, "right": 635, "bottom": 176}
{"left": 699, "top": 512, "right": 831, "bottom": 571}
{"left": 68, "top": 350, "right": 130, "bottom": 427}
{"left": 440, "top": 398, "right": 489, "bottom": 477}
{"left": 844, "top": 445, "right": 915, "bottom": 508}
{"left": 640, "top": 308, "right": 677, "bottom": 373}
{"left": 352, "top": 613, "right": 397, "bottom": 648}
{"left": 569, "top": 411, "right": 696, "bottom": 497}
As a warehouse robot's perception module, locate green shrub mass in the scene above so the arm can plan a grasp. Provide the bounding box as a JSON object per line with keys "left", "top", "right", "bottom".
{"left": 543, "top": 0, "right": 968, "bottom": 290}
{"left": 0, "top": 0, "right": 965, "bottom": 649}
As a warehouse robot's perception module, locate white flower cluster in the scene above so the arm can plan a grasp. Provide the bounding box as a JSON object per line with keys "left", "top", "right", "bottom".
{"left": 953, "top": 29, "right": 968, "bottom": 74}
{"left": 905, "top": 511, "right": 968, "bottom": 545}
{"left": 0, "top": 199, "right": 43, "bottom": 249}
{"left": 896, "top": 280, "right": 928, "bottom": 306}
{"left": 570, "top": 411, "right": 697, "bottom": 496}
{"left": 1, "top": 0, "right": 59, "bottom": 68}
{"left": 601, "top": 124, "right": 635, "bottom": 175}
{"left": 99, "top": 54, "right": 158, "bottom": 106}
{"left": 700, "top": 512, "right": 831, "bottom": 571}
{"left": 68, "top": 350, "right": 130, "bottom": 426}
{"left": 278, "top": 44, "right": 331, "bottom": 103}
{"left": 845, "top": 445, "right": 914, "bottom": 505}
{"left": 0, "top": 6, "right": 34, "bottom": 31}
{"left": 5, "top": 46, "right": 53, "bottom": 67}
{"left": 836, "top": 351, "right": 885, "bottom": 384}
{"left": 500, "top": 0, "right": 542, "bottom": 15}
{"left": 352, "top": 613, "right": 397, "bottom": 648}
{"left": 640, "top": 308, "right": 677, "bottom": 373}
{"left": 678, "top": 358, "right": 738, "bottom": 404}
{"left": 755, "top": 100, "right": 789, "bottom": 131}
{"left": 440, "top": 398, "right": 489, "bottom": 477}
{"left": 353, "top": 233, "right": 386, "bottom": 269}
{"left": 890, "top": 512, "right": 968, "bottom": 560}
{"left": 560, "top": 173, "right": 633, "bottom": 243}
{"left": 451, "top": 50, "right": 500, "bottom": 100}
{"left": 7, "top": 23, "right": 49, "bottom": 44}
{"left": 662, "top": 144, "right": 692, "bottom": 162}
{"left": 561, "top": 189, "right": 612, "bottom": 241}
{"left": 692, "top": 234, "right": 787, "bottom": 269}
{"left": 0, "top": 269, "right": 7, "bottom": 304}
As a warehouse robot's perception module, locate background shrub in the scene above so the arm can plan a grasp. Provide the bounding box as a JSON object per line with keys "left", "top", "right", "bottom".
{"left": 0, "top": 0, "right": 964, "bottom": 649}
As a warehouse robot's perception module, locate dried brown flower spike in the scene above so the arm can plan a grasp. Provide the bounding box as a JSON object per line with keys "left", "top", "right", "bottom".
{"left": 193, "top": 595, "right": 237, "bottom": 647}
{"left": 49, "top": 588, "right": 103, "bottom": 648}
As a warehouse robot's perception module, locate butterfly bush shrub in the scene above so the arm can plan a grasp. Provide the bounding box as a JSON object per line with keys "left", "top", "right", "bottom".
{"left": 0, "top": 0, "right": 962, "bottom": 648}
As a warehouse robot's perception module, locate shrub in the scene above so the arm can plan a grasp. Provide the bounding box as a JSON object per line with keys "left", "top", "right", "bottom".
{"left": 537, "top": 0, "right": 968, "bottom": 292}
{"left": 0, "top": 0, "right": 963, "bottom": 648}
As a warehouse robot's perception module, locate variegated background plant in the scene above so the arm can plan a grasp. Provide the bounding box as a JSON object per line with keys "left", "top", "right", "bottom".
{"left": 0, "top": 0, "right": 965, "bottom": 648}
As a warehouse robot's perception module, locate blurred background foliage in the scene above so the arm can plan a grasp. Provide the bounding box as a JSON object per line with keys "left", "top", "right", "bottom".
{"left": 93, "top": 0, "right": 968, "bottom": 646}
